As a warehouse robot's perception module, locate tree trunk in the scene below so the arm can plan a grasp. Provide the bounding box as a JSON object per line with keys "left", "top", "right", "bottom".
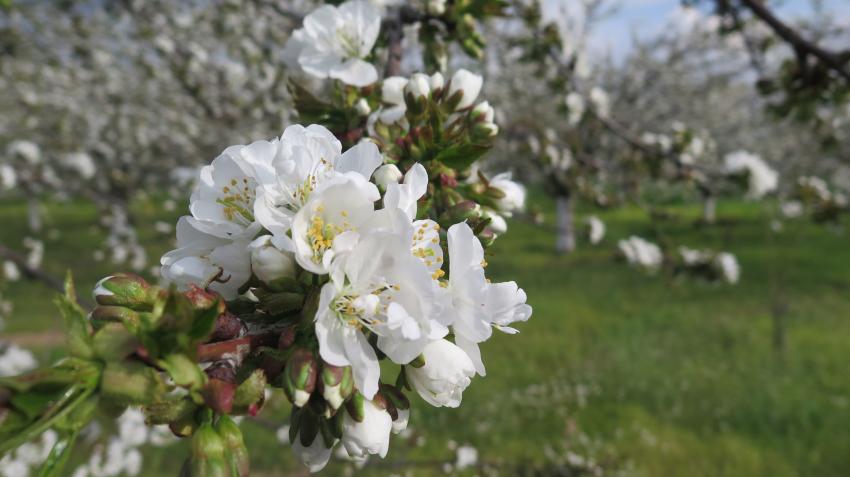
{"left": 702, "top": 195, "right": 717, "bottom": 224}
{"left": 555, "top": 195, "right": 575, "bottom": 254}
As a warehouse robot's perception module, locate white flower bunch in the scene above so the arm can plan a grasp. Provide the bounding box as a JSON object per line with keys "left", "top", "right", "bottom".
{"left": 677, "top": 246, "right": 740, "bottom": 284}
{"left": 723, "top": 150, "right": 778, "bottom": 199}
{"left": 618, "top": 236, "right": 663, "bottom": 273}
{"left": 159, "top": 123, "right": 531, "bottom": 471}
{"left": 585, "top": 216, "right": 605, "bottom": 245}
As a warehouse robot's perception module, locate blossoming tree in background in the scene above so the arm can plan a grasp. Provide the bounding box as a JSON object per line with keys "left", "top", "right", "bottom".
{"left": 0, "top": 0, "right": 533, "bottom": 475}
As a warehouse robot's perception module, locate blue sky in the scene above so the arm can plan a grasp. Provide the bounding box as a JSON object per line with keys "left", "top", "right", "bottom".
{"left": 586, "top": 0, "right": 850, "bottom": 60}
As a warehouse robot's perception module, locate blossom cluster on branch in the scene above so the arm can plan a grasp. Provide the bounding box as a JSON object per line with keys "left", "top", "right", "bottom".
{"left": 0, "top": 0, "right": 531, "bottom": 475}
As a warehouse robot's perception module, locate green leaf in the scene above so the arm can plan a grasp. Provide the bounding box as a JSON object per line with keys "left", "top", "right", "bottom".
{"left": 434, "top": 143, "right": 491, "bottom": 170}
{"left": 189, "top": 301, "right": 221, "bottom": 342}
{"left": 10, "top": 389, "right": 63, "bottom": 419}
{"left": 55, "top": 272, "right": 94, "bottom": 359}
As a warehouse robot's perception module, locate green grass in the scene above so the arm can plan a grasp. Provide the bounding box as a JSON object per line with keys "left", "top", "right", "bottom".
{"left": 1, "top": 196, "right": 849, "bottom": 476}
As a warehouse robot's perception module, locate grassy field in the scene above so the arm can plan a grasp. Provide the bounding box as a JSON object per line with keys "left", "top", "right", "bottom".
{"left": 1, "top": 195, "right": 849, "bottom": 476}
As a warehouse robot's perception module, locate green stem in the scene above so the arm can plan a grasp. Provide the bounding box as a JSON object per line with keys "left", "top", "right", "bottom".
{"left": 0, "top": 385, "right": 94, "bottom": 454}
{"left": 37, "top": 429, "right": 80, "bottom": 477}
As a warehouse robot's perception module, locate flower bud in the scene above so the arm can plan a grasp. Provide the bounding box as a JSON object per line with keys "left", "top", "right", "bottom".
{"left": 159, "top": 353, "right": 207, "bottom": 391}
{"left": 188, "top": 422, "right": 229, "bottom": 477}
{"left": 202, "top": 368, "right": 237, "bottom": 415}
{"left": 382, "top": 76, "right": 408, "bottom": 105}
{"left": 354, "top": 98, "right": 371, "bottom": 116}
{"left": 447, "top": 200, "right": 482, "bottom": 223}
{"left": 483, "top": 211, "right": 507, "bottom": 235}
{"left": 249, "top": 235, "right": 296, "bottom": 284}
{"left": 373, "top": 164, "right": 403, "bottom": 188}
{"left": 477, "top": 227, "right": 497, "bottom": 247}
{"left": 406, "top": 339, "right": 475, "bottom": 408}
{"left": 429, "top": 72, "right": 445, "bottom": 92}
{"left": 471, "top": 101, "right": 495, "bottom": 123}
{"left": 448, "top": 69, "right": 483, "bottom": 110}
{"left": 93, "top": 273, "right": 154, "bottom": 310}
{"left": 405, "top": 73, "right": 431, "bottom": 99}
{"left": 291, "top": 416, "right": 334, "bottom": 473}
{"left": 320, "top": 363, "right": 354, "bottom": 411}
{"left": 232, "top": 368, "right": 268, "bottom": 416}
{"left": 89, "top": 305, "right": 141, "bottom": 330}
{"left": 215, "top": 416, "right": 250, "bottom": 477}
{"left": 341, "top": 398, "right": 393, "bottom": 459}
{"left": 282, "top": 347, "right": 318, "bottom": 407}
{"left": 427, "top": 0, "right": 446, "bottom": 15}
{"left": 489, "top": 173, "right": 526, "bottom": 214}
{"left": 472, "top": 121, "right": 499, "bottom": 140}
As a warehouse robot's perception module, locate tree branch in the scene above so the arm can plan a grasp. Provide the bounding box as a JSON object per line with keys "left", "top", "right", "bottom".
{"left": 739, "top": 0, "right": 850, "bottom": 82}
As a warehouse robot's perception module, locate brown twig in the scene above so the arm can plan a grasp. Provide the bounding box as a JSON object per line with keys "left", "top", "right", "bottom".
{"left": 0, "top": 244, "right": 65, "bottom": 294}
{"left": 739, "top": 0, "right": 850, "bottom": 82}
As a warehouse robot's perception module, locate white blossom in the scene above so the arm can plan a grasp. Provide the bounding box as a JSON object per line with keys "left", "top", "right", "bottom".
{"left": 723, "top": 150, "right": 778, "bottom": 199}
{"left": 586, "top": 216, "right": 605, "bottom": 244}
{"left": 406, "top": 339, "right": 475, "bottom": 408}
{"left": 619, "top": 236, "right": 663, "bottom": 272}
{"left": 341, "top": 399, "right": 393, "bottom": 459}
{"left": 283, "top": 0, "right": 382, "bottom": 86}
{"left": 448, "top": 69, "right": 483, "bottom": 110}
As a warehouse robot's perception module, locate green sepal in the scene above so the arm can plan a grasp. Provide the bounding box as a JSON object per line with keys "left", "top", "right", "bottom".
{"left": 92, "top": 323, "right": 140, "bottom": 361}
{"left": 100, "top": 361, "right": 166, "bottom": 406}
{"left": 158, "top": 354, "right": 207, "bottom": 392}
{"left": 345, "top": 392, "right": 365, "bottom": 423}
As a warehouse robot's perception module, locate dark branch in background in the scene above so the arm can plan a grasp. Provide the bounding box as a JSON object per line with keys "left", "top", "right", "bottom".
{"left": 384, "top": 18, "right": 404, "bottom": 77}
{"left": 0, "top": 245, "right": 93, "bottom": 309}
{"left": 737, "top": 0, "right": 850, "bottom": 82}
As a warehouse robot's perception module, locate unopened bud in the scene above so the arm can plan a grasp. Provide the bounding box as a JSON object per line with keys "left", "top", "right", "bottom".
{"left": 373, "top": 164, "right": 403, "bottom": 188}
{"left": 472, "top": 121, "right": 499, "bottom": 139}
{"left": 202, "top": 369, "right": 237, "bottom": 415}
{"left": 282, "top": 347, "right": 318, "bottom": 407}
{"left": 188, "top": 422, "right": 229, "bottom": 477}
{"left": 216, "top": 416, "right": 250, "bottom": 477}
{"left": 89, "top": 305, "right": 141, "bottom": 330}
{"left": 93, "top": 273, "right": 155, "bottom": 309}
{"left": 429, "top": 72, "right": 445, "bottom": 92}
{"left": 159, "top": 353, "right": 207, "bottom": 391}
{"left": 427, "top": 0, "right": 446, "bottom": 15}
{"left": 471, "top": 101, "right": 495, "bottom": 123}
{"left": 232, "top": 369, "right": 267, "bottom": 416}
{"left": 448, "top": 201, "right": 482, "bottom": 222}
{"left": 478, "top": 227, "right": 497, "bottom": 247}
{"left": 320, "top": 363, "right": 353, "bottom": 411}
{"left": 447, "top": 69, "right": 483, "bottom": 110}
{"left": 354, "top": 98, "right": 371, "bottom": 116}
{"left": 250, "top": 235, "right": 296, "bottom": 284}
{"left": 405, "top": 73, "right": 431, "bottom": 100}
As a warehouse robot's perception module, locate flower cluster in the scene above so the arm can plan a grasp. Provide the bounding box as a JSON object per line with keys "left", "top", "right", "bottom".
{"left": 677, "top": 246, "right": 740, "bottom": 284}
{"left": 618, "top": 236, "right": 663, "bottom": 273}
{"left": 723, "top": 150, "right": 778, "bottom": 199}
{"left": 158, "top": 123, "right": 530, "bottom": 471}
{"left": 617, "top": 238, "right": 740, "bottom": 284}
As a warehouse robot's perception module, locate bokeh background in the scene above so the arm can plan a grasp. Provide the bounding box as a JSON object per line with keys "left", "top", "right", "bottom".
{"left": 2, "top": 0, "right": 850, "bottom": 475}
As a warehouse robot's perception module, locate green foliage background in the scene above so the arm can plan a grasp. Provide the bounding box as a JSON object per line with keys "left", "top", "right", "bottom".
{"left": 2, "top": 193, "right": 849, "bottom": 476}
